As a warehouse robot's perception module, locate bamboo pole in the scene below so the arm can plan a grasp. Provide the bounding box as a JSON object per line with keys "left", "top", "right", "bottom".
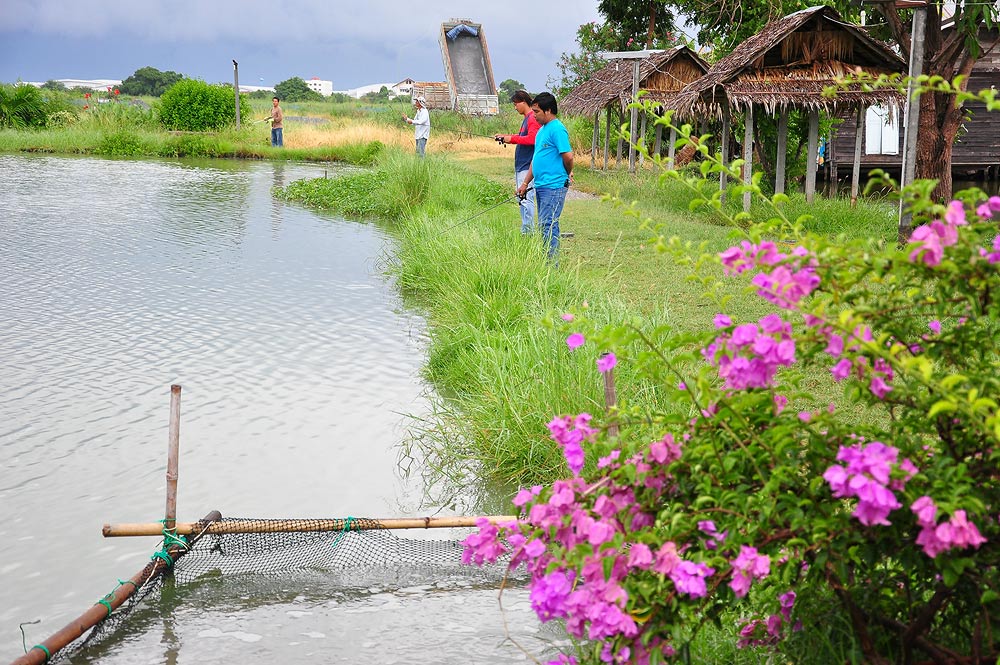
{"left": 720, "top": 108, "right": 731, "bottom": 203}
{"left": 13, "top": 511, "right": 222, "bottom": 665}
{"left": 165, "top": 384, "right": 181, "bottom": 532}
{"left": 103, "top": 515, "right": 519, "bottom": 537}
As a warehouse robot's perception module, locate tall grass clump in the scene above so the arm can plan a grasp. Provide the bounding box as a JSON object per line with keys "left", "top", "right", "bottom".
{"left": 279, "top": 150, "right": 674, "bottom": 495}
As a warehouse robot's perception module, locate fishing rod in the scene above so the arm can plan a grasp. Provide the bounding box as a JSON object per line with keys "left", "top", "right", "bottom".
{"left": 426, "top": 187, "right": 533, "bottom": 240}
{"left": 453, "top": 129, "right": 507, "bottom": 147}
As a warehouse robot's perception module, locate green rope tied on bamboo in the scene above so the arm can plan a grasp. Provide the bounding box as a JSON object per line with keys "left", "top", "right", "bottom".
{"left": 158, "top": 520, "right": 189, "bottom": 551}
{"left": 30, "top": 644, "right": 51, "bottom": 662}
{"left": 96, "top": 598, "right": 113, "bottom": 618}
{"left": 117, "top": 578, "right": 138, "bottom": 591}
{"left": 150, "top": 549, "right": 175, "bottom": 567}
{"left": 331, "top": 516, "right": 355, "bottom": 550}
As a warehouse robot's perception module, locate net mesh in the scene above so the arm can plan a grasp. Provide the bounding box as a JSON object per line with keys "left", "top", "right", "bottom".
{"left": 49, "top": 517, "right": 509, "bottom": 663}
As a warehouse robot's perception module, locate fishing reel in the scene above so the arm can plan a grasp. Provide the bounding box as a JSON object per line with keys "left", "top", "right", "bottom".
{"left": 495, "top": 135, "right": 507, "bottom": 148}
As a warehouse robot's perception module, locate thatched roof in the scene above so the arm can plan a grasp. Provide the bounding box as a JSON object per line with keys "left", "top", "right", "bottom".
{"left": 672, "top": 5, "right": 906, "bottom": 119}
{"left": 561, "top": 46, "right": 710, "bottom": 117}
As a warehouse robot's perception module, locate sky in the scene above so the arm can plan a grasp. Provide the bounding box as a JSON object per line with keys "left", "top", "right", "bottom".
{"left": 0, "top": 0, "right": 604, "bottom": 92}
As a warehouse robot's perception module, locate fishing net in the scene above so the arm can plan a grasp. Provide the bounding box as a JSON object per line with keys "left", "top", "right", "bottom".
{"left": 47, "top": 517, "right": 513, "bottom": 663}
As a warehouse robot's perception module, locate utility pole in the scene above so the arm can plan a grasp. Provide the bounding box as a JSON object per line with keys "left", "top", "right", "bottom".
{"left": 233, "top": 60, "right": 241, "bottom": 130}
{"left": 897, "top": 1, "right": 927, "bottom": 244}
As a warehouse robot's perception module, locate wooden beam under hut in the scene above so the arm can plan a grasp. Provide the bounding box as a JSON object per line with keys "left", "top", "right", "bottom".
{"left": 103, "top": 515, "right": 519, "bottom": 537}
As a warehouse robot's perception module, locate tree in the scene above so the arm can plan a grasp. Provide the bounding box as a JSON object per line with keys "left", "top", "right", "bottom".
{"left": 599, "top": 0, "right": 677, "bottom": 48}
{"left": 273, "top": 77, "right": 324, "bottom": 102}
{"left": 498, "top": 78, "right": 526, "bottom": 99}
{"left": 664, "top": 0, "right": 1000, "bottom": 199}
{"left": 119, "top": 66, "right": 184, "bottom": 97}
{"left": 548, "top": 21, "right": 625, "bottom": 96}
{"left": 40, "top": 80, "right": 67, "bottom": 92}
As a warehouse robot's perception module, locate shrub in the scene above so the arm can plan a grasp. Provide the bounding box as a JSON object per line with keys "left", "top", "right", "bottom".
{"left": 159, "top": 79, "right": 250, "bottom": 131}
{"left": 0, "top": 83, "right": 49, "bottom": 128}
{"left": 462, "top": 92, "right": 1000, "bottom": 664}
{"left": 97, "top": 130, "right": 145, "bottom": 156}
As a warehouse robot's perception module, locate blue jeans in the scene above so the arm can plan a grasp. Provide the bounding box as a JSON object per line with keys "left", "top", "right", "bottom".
{"left": 515, "top": 168, "right": 536, "bottom": 233}
{"left": 415, "top": 138, "right": 427, "bottom": 158}
{"left": 535, "top": 186, "right": 567, "bottom": 259}
{"left": 271, "top": 127, "right": 283, "bottom": 147}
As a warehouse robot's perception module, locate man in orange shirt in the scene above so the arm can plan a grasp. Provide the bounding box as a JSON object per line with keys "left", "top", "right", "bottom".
{"left": 270, "top": 96, "right": 284, "bottom": 147}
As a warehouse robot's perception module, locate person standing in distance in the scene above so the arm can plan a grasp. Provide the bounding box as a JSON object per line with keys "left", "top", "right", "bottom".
{"left": 403, "top": 96, "right": 431, "bottom": 157}
{"left": 516, "top": 92, "right": 573, "bottom": 259}
{"left": 270, "top": 96, "right": 284, "bottom": 147}
{"left": 495, "top": 90, "right": 540, "bottom": 234}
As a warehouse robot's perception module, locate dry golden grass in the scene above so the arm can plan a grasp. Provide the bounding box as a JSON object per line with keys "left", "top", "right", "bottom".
{"left": 282, "top": 121, "right": 410, "bottom": 149}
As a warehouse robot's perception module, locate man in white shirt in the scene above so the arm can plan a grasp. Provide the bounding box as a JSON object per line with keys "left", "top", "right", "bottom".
{"left": 403, "top": 96, "right": 431, "bottom": 157}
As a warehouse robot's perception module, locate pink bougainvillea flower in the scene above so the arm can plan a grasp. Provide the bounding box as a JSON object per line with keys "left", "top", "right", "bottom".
{"left": 597, "top": 352, "right": 617, "bottom": 373}
{"left": 928, "top": 320, "right": 942, "bottom": 334}
{"left": 566, "top": 333, "right": 585, "bottom": 350}
{"left": 561, "top": 313, "right": 574, "bottom": 321}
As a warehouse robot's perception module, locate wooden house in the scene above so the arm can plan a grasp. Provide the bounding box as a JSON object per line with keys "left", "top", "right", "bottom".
{"left": 672, "top": 6, "right": 906, "bottom": 208}
{"left": 829, "top": 28, "right": 1000, "bottom": 183}
{"left": 561, "top": 46, "right": 710, "bottom": 170}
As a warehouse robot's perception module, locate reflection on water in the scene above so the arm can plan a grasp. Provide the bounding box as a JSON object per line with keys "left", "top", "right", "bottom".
{"left": 0, "top": 155, "right": 526, "bottom": 663}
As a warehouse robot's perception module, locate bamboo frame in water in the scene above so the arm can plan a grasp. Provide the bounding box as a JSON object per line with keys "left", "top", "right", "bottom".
{"left": 103, "top": 515, "right": 518, "bottom": 537}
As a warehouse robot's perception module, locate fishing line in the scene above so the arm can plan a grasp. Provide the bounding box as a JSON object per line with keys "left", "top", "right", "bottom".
{"left": 453, "top": 129, "right": 507, "bottom": 147}
{"left": 425, "top": 187, "right": 533, "bottom": 241}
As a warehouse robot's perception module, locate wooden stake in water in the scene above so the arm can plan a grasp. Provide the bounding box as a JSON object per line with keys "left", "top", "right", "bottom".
{"left": 165, "top": 384, "right": 181, "bottom": 532}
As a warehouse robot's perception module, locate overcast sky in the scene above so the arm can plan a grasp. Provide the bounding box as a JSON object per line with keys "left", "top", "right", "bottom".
{"left": 0, "top": 0, "right": 604, "bottom": 92}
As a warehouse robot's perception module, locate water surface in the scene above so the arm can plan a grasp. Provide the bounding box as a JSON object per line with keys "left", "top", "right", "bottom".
{"left": 0, "top": 155, "right": 542, "bottom": 663}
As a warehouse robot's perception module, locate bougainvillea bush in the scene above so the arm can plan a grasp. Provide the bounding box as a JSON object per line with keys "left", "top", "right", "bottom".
{"left": 463, "top": 98, "right": 1000, "bottom": 663}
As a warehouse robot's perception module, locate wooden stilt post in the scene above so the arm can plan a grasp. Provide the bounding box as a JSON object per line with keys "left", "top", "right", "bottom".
{"left": 165, "top": 384, "right": 181, "bottom": 532}
{"left": 743, "top": 103, "right": 754, "bottom": 212}
{"left": 668, "top": 127, "right": 678, "bottom": 168}
{"left": 720, "top": 109, "right": 731, "bottom": 202}
{"left": 591, "top": 109, "right": 600, "bottom": 169}
{"left": 629, "top": 59, "right": 640, "bottom": 173}
{"left": 806, "top": 108, "right": 819, "bottom": 204}
{"left": 616, "top": 107, "right": 624, "bottom": 167}
{"left": 775, "top": 108, "right": 788, "bottom": 195}
{"left": 638, "top": 111, "right": 647, "bottom": 167}
{"left": 604, "top": 106, "right": 611, "bottom": 170}
{"left": 851, "top": 106, "right": 865, "bottom": 206}
{"left": 602, "top": 353, "right": 619, "bottom": 440}
{"left": 653, "top": 119, "right": 663, "bottom": 159}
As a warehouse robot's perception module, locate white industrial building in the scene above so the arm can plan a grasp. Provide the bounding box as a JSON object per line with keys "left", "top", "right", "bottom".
{"left": 305, "top": 77, "right": 333, "bottom": 96}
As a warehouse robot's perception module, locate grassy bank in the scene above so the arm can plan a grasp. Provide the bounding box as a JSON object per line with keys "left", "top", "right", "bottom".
{"left": 278, "top": 151, "right": 690, "bottom": 497}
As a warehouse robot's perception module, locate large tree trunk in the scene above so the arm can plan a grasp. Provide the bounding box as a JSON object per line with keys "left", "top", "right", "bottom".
{"left": 879, "top": 5, "right": 981, "bottom": 201}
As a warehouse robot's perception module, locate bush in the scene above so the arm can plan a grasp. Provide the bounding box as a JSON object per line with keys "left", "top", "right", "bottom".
{"left": 159, "top": 79, "right": 250, "bottom": 131}
{"left": 0, "top": 83, "right": 49, "bottom": 128}
{"left": 97, "top": 130, "right": 146, "bottom": 156}
{"left": 462, "top": 93, "right": 1000, "bottom": 664}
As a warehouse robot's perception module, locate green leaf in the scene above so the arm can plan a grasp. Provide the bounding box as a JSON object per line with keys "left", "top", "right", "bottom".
{"left": 928, "top": 400, "right": 957, "bottom": 418}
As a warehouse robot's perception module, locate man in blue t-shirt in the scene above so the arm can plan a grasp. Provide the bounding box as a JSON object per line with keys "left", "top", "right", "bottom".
{"left": 516, "top": 92, "right": 573, "bottom": 259}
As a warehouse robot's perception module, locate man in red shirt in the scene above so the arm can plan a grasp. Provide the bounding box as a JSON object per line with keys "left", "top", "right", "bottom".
{"left": 495, "top": 90, "right": 539, "bottom": 233}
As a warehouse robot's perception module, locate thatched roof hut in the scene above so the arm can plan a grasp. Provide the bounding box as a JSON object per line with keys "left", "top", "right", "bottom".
{"left": 672, "top": 6, "right": 905, "bottom": 119}
{"left": 561, "top": 46, "right": 710, "bottom": 117}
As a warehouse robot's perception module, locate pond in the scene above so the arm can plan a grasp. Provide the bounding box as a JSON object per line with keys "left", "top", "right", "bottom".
{"left": 0, "top": 155, "right": 550, "bottom": 663}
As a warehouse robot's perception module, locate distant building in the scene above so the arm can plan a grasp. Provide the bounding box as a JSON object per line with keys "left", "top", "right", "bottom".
{"left": 332, "top": 83, "right": 395, "bottom": 99}
{"left": 25, "top": 78, "right": 122, "bottom": 90}
{"left": 391, "top": 78, "right": 415, "bottom": 97}
{"left": 305, "top": 77, "right": 333, "bottom": 96}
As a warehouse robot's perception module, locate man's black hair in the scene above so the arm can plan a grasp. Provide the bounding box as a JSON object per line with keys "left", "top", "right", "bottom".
{"left": 532, "top": 91, "right": 558, "bottom": 115}
{"left": 510, "top": 90, "right": 533, "bottom": 104}
{"left": 273, "top": 96, "right": 280, "bottom": 101}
